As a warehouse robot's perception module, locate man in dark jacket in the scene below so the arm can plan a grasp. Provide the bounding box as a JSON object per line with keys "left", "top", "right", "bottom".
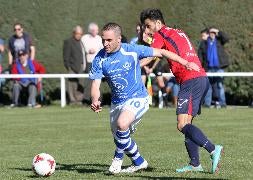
{"left": 198, "top": 28, "right": 229, "bottom": 108}
{"left": 63, "top": 26, "right": 85, "bottom": 104}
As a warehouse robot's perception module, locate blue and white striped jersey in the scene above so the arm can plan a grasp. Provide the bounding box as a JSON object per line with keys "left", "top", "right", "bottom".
{"left": 89, "top": 43, "right": 153, "bottom": 104}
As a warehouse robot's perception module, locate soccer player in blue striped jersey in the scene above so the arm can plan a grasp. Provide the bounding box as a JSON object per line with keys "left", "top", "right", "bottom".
{"left": 89, "top": 22, "right": 200, "bottom": 174}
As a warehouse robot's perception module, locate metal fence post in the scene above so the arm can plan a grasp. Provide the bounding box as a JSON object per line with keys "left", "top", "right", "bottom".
{"left": 61, "top": 76, "right": 66, "bottom": 107}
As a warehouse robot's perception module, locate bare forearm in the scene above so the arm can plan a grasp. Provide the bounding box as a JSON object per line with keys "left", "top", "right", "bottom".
{"left": 8, "top": 51, "right": 13, "bottom": 65}
{"left": 160, "top": 49, "right": 188, "bottom": 66}
{"left": 90, "top": 79, "right": 102, "bottom": 112}
{"left": 30, "top": 46, "right": 35, "bottom": 60}
{"left": 91, "top": 89, "right": 100, "bottom": 103}
{"left": 152, "top": 48, "right": 200, "bottom": 72}
{"left": 153, "top": 48, "right": 188, "bottom": 66}
{"left": 91, "top": 80, "right": 101, "bottom": 102}
{"left": 140, "top": 57, "right": 153, "bottom": 67}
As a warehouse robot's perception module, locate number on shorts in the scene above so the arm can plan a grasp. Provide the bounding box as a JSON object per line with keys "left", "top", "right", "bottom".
{"left": 130, "top": 100, "right": 140, "bottom": 108}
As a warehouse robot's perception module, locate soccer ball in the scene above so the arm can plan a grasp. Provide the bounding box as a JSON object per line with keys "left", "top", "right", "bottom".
{"left": 32, "top": 153, "right": 56, "bottom": 176}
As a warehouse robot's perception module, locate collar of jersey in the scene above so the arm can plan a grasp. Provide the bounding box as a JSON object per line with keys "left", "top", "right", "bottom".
{"left": 106, "top": 45, "right": 122, "bottom": 56}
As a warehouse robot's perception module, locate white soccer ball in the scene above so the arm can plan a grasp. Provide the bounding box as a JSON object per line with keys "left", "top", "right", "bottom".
{"left": 32, "top": 153, "right": 56, "bottom": 176}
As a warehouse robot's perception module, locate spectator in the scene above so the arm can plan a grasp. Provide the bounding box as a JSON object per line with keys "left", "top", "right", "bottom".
{"left": 81, "top": 22, "right": 103, "bottom": 104}
{"left": 0, "top": 38, "right": 5, "bottom": 104}
{"left": 11, "top": 49, "right": 45, "bottom": 108}
{"left": 165, "top": 77, "right": 180, "bottom": 107}
{"left": 0, "top": 38, "right": 4, "bottom": 73}
{"left": 199, "top": 28, "right": 209, "bottom": 41}
{"left": 121, "top": 34, "right": 128, "bottom": 43}
{"left": 63, "top": 25, "right": 85, "bottom": 105}
{"left": 81, "top": 22, "right": 103, "bottom": 72}
{"left": 198, "top": 27, "right": 230, "bottom": 108}
{"left": 8, "top": 23, "right": 35, "bottom": 68}
{"left": 163, "top": 64, "right": 180, "bottom": 107}
{"left": 130, "top": 23, "right": 141, "bottom": 44}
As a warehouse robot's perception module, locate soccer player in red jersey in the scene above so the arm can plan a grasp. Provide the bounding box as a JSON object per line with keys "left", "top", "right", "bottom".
{"left": 140, "top": 8, "right": 223, "bottom": 173}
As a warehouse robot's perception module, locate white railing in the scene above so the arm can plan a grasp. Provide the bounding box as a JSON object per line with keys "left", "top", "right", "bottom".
{"left": 0, "top": 72, "right": 253, "bottom": 107}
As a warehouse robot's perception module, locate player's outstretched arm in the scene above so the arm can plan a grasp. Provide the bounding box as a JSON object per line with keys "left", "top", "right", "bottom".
{"left": 91, "top": 79, "right": 102, "bottom": 113}
{"left": 153, "top": 48, "right": 200, "bottom": 72}
{"left": 140, "top": 57, "right": 153, "bottom": 67}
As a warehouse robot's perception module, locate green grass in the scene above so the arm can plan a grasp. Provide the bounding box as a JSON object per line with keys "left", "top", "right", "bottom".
{"left": 0, "top": 106, "right": 252, "bottom": 179}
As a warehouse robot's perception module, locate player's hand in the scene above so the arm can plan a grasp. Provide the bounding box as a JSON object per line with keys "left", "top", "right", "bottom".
{"left": 185, "top": 62, "right": 200, "bottom": 72}
{"left": 91, "top": 100, "right": 102, "bottom": 113}
{"left": 209, "top": 28, "right": 219, "bottom": 35}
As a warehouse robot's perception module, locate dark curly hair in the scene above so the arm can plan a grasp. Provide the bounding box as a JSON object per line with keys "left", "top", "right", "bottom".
{"left": 140, "top": 8, "right": 165, "bottom": 24}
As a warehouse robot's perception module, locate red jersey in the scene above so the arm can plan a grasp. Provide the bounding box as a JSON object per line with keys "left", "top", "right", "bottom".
{"left": 11, "top": 59, "right": 46, "bottom": 81}
{"left": 151, "top": 26, "right": 206, "bottom": 84}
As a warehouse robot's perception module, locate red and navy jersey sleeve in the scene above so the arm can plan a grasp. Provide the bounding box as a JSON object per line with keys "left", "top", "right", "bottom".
{"left": 151, "top": 26, "right": 206, "bottom": 83}
{"left": 151, "top": 32, "right": 165, "bottom": 49}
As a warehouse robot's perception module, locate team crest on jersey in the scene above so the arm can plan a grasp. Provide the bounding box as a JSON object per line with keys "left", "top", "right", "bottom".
{"left": 123, "top": 62, "right": 131, "bottom": 70}
{"left": 111, "top": 77, "right": 128, "bottom": 91}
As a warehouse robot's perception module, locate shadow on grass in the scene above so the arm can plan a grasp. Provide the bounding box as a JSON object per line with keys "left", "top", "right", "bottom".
{"left": 11, "top": 164, "right": 227, "bottom": 179}
{"left": 11, "top": 163, "right": 155, "bottom": 177}
{"left": 133, "top": 175, "right": 228, "bottom": 180}
{"left": 56, "top": 162, "right": 109, "bottom": 174}
{"left": 103, "top": 166, "right": 156, "bottom": 176}
{"left": 10, "top": 167, "right": 47, "bottom": 178}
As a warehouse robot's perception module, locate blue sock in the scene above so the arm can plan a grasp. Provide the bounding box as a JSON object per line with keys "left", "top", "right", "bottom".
{"left": 125, "top": 139, "right": 144, "bottom": 166}
{"left": 113, "top": 129, "right": 131, "bottom": 159}
{"left": 182, "top": 124, "right": 215, "bottom": 153}
{"left": 185, "top": 136, "right": 200, "bottom": 167}
{"left": 113, "top": 139, "right": 124, "bottom": 159}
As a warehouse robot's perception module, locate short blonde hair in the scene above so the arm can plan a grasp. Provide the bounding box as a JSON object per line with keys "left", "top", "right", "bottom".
{"left": 102, "top": 22, "right": 122, "bottom": 37}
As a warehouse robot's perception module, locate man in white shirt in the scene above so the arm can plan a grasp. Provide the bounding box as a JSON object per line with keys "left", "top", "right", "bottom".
{"left": 81, "top": 22, "right": 103, "bottom": 104}
{"left": 81, "top": 22, "right": 103, "bottom": 72}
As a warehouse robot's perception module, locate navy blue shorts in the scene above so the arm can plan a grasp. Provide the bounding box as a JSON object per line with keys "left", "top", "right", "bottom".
{"left": 176, "top": 76, "right": 209, "bottom": 116}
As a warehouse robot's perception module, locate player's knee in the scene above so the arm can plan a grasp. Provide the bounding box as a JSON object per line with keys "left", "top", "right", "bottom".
{"left": 117, "top": 121, "right": 129, "bottom": 131}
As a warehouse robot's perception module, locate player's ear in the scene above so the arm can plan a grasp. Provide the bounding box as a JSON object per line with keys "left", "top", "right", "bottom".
{"left": 156, "top": 20, "right": 162, "bottom": 26}
{"left": 118, "top": 35, "right": 122, "bottom": 43}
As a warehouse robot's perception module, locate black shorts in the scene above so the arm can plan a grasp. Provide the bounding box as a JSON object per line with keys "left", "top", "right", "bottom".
{"left": 176, "top": 76, "right": 209, "bottom": 117}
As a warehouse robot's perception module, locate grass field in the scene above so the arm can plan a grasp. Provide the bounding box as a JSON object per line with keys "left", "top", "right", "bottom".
{"left": 0, "top": 106, "right": 252, "bottom": 179}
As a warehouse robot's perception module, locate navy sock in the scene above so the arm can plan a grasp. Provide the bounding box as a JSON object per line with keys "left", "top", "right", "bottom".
{"left": 182, "top": 124, "right": 215, "bottom": 153}
{"left": 185, "top": 136, "right": 200, "bottom": 167}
